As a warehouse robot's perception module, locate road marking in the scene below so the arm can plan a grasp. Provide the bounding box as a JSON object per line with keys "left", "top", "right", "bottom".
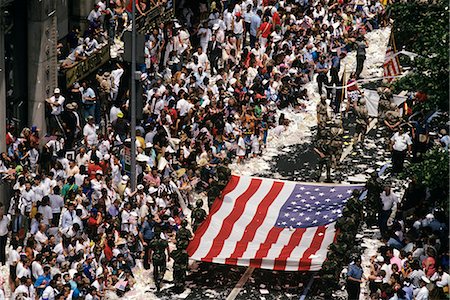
{"left": 299, "top": 275, "right": 315, "bottom": 300}
{"left": 226, "top": 267, "right": 255, "bottom": 300}
{"left": 340, "top": 118, "right": 378, "bottom": 163}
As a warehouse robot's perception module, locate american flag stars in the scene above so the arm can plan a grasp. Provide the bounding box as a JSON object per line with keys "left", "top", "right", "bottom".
{"left": 275, "top": 183, "right": 365, "bottom": 228}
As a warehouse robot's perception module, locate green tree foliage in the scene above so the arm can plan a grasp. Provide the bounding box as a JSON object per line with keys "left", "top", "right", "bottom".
{"left": 404, "top": 147, "right": 449, "bottom": 214}
{"left": 389, "top": 0, "right": 449, "bottom": 111}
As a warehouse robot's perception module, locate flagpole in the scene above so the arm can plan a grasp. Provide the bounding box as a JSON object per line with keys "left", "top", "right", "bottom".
{"left": 130, "top": 0, "right": 137, "bottom": 191}
{"left": 340, "top": 64, "right": 347, "bottom": 118}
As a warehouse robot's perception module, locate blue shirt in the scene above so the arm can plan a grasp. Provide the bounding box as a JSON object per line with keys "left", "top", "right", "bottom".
{"left": 140, "top": 220, "right": 155, "bottom": 240}
{"left": 250, "top": 14, "right": 261, "bottom": 37}
{"left": 331, "top": 55, "right": 340, "bottom": 69}
{"left": 347, "top": 263, "right": 363, "bottom": 280}
{"left": 34, "top": 273, "right": 51, "bottom": 288}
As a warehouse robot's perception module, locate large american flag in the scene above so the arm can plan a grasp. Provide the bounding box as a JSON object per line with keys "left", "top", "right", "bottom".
{"left": 187, "top": 175, "right": 364, "bottom": 271}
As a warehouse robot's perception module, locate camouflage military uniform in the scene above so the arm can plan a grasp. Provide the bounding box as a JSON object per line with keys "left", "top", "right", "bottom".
{"left": 329, "top": 121, "right": 344, "bottom": 169}
{"left": 170, "top": 247, "right": 189, "bottom": 293}
{"left": 314, "top": 136, "right": 332, "bottom": 182}
{"left": 149, "top": 234, "right": 169, "bottom": 291}
{"left": 191, "top": 200, "right": 207, "bottom": 232}
{"left": 176, "top": 220, "right": 192, "bottom": 249}
{"left": 364, "top": 173, "right": 383, "bottom": 226}
{"left": 384, "top": 105, "right": 401, "bottom": 146}
{"left": 354, "top": 101, "right": 369, "bottom": 143}
{"left": 316, "top": 98, "right": 329, "bottom": 129}
{"left": 377, "top": 86, "right": 392, "bottom": 120}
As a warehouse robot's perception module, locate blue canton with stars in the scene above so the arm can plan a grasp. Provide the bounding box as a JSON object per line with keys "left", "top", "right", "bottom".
{"left": 275, "top": 184, "right": 364, "bottom": 228}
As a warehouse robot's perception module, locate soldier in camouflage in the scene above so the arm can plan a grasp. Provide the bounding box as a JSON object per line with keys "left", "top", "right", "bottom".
{"left": 191, "top": 199, "right": 207, "bottom": 233}
{"left": 353, "top": 98, "right": 370, "bottom": 144}
{"left": 377, "top": 81, "right": 393, "bottom": 120}
{"left": 316, "top": 94, "right": 330, "bottom": 131}
{"left": 329, "top": 119, "right": 344, "bottom": 170}
{"left": 171, "top": 231, "right": 190, "bottom": 293}
{"left": 149, "top": 227, "right": 170, "bottom": 292}
{"left": 176, "top": 219, "right": 192, "bottom": 249}
{"left": 364, "top": 172, "right": 383, "bottom": 226}
{"left": 314, "top": 127, "right": 333, "bottom": 183}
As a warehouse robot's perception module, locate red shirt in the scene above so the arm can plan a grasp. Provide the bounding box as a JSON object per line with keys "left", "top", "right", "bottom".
{"left": 259, "top": 22, "right": 272, "bottom": 38}
{"left": 272, "top": 12, "right": 281, "bottom": 27}
{"left": 126, "top": 0, "right": 140, "bottom": 12}
{"left": 104, "top": 244, "right": 113, "bottom": 262}
{"left": 87, "top": 163, "right": 102, "bottom": 179}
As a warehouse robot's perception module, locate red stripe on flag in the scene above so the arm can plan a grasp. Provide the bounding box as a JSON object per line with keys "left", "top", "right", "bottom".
{"left": 187, "top": 175, "right": 241, "bottom": 256}
{"left": 273, "top": 228, "right": 307, "bottom": 271}
{"left": 298, "top": 226, "right": 327, "bottom": 271}
{"left": 202, "top": 178, "right": 263, "bottom": 262}
{"left": 225, "top": 181, "right": 285, "bottom": 265}
{"left": 249, "top": 227, "right": 284, "bottom": 268}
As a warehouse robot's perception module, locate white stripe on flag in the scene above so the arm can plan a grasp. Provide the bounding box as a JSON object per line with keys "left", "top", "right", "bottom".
{"left": 260, "top": 228, "right": 296, "bottom": 269}
{"left": 212, "top": 180, "right": 275, "bottom": 263}
{"left": 238, "top": 181, "right": 296, "bottom": 263}
{"left": 190, "top": 176, "right": 252, "bottom": 260}
{"left": 309, "top": 222, "right": 337, "bottom": 271}
{"left": 283, "top": 227, "right": 322, "bottom": 271}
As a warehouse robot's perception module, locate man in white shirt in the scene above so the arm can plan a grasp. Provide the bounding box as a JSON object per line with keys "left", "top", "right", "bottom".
{"left": 83, "top": 116, "right": 98, "bottom": 147}
{"left": 197, "top": 23, "right": 211, "bottom": 53}
{"left": 21, "top": 182, "right": 36, "bottom": 215}
{"left": 176, "top": 97, "right": 192, "bottom": 118}
{"left": 110, "top": 64, "right": 124, "bottom": 101}
{"left": 38, "top": 196, "right": 53, "bottom": 226}
{"left": 61, "top": 202, "right": 76, "bottom": 229}
{"left": 76, "top": 147, "right": 90, "bottom": 166}
{"left": 379, "top": 186, "right": 398, "bottom": 238}
{"left": 390, "top": 126, "right": 412, "bottom": 173}
{"left": 193, "top": 47, "right": 209, "bottom": 72}
{"left": 49, "top": 186, "right": 64, "bottom": 226}
{"left": 34, "top": 223, "right": 48, "bottom": 252}
{"left": 46, "top": 88, "right": 65, "bottom": 134}
{"left": 41, "top": 280, "right": 56, "bottom": 300}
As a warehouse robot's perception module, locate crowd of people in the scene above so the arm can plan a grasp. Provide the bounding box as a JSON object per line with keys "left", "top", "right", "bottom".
{"left": 339, "top": 83, "right": 450, "bottom": 298}
{"left": 0, "top": 0, "right": 447, "bottom": 299}
{"left": 346, "top": 179, "right": 449, "bottom": 300}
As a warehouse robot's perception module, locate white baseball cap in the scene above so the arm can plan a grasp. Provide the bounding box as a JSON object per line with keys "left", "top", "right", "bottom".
{"left": 54, "top": 88, "right": 61, "bottom": 94}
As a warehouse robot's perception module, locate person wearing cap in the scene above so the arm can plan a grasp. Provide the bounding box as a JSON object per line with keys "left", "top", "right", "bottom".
{"left": 232, "top": 11, "right": 244, "bottom": 51}
{"left": 148, "top": 226, "right": 169, "bottom": 292}
{"left": 111, "top": 111, "right": 129, "bottom": 142}
{"left": 414, "top": 276, "right": 430, "bottom": 300}
{"left": 346, "top": 256, "right": 365, "bottom": 300}
{"left": 46, "top": 88, "right": 66, "bottom": 135}
{"left": 61, "top": 102, "right": 79, "bottom": 148}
